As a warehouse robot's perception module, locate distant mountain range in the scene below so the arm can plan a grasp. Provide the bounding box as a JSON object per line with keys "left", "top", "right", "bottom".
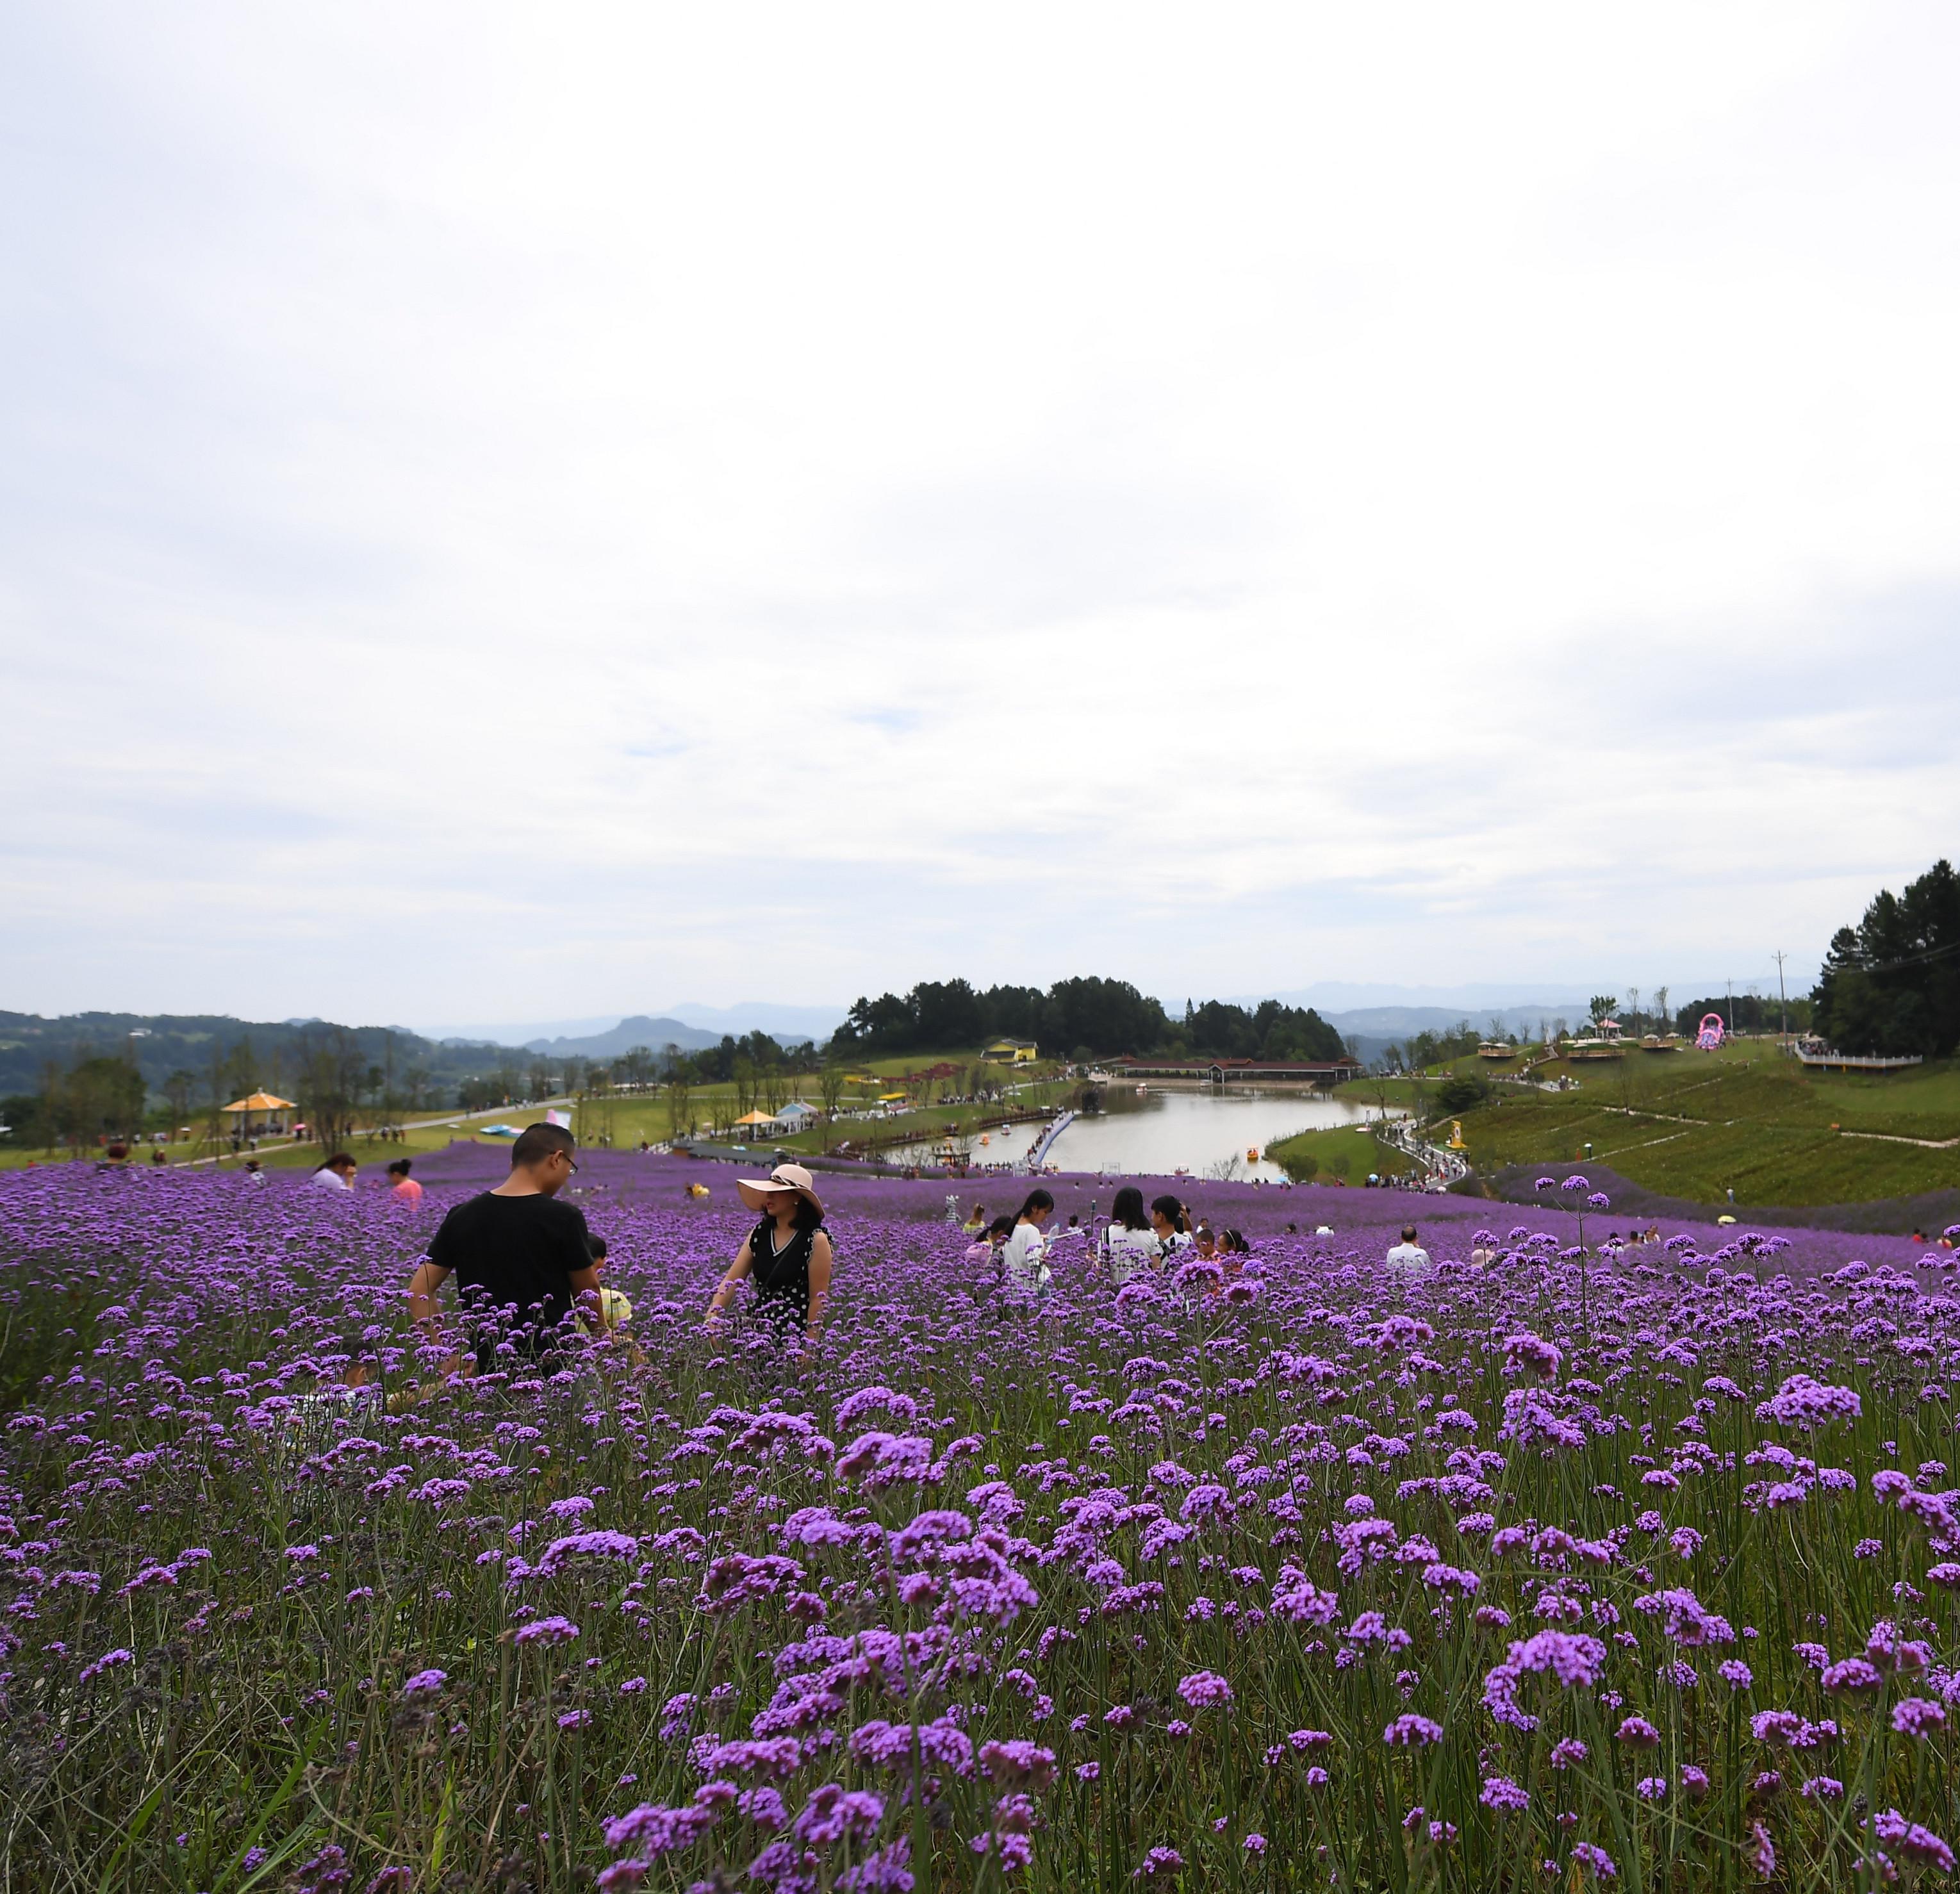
{"left": 1241, "top": 982, "right": 1599, "bottom": 1017}
{"left": 1201, "top": 990, "right": 1616, "bottom": 1070}
{"left": 661, "top": 1001, "right": 848, "bottom": 1041}
{"left": 1317, "top": 1003, "right": 1588, "bottom": 1038}
{"left": 0, "top": 1005, "right": 837, "bottom": 1104}
{"left": 423, "top": 1001, "right": 846, "bottom": 1053}
{"left": 0, "top": 1010, "right": 537, "bottom": 1101}
{"left": 504, "top": 1016, "right": 725, "bottom": 1058}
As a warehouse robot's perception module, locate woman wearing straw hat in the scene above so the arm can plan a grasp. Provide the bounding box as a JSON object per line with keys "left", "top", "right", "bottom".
{"left": 705, "top": 1162, "right": 834, "bottom": 1351}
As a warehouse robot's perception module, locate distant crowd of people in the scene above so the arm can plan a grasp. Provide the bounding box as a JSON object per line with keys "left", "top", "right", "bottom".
{"left": 954, "top": 1185, "right": 1253, "bottom": 1301}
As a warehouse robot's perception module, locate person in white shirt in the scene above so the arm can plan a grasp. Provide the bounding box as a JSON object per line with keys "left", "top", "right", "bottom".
{"left": 1101, "top": 1186, "right": 1162, "bottom": 1287}
{"left": 311, "top": 1154, "right": 358, "bottom": 1192}
{"left": 1149, "top": 1195, "right": 1194, "bottom": 1256}
{"left": 999, "top": 1189, "right": 1055, "bottom": 1299}
{"left": 1385, "top": 1224, "right": 1432, "bottom": 1273}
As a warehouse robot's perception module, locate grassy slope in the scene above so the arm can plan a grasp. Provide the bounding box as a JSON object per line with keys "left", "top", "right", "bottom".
{"left": 1442, "top": 1040, "right": 1960, "bottom": 1206}
{"left": 1265, "top": 1041, "right": 1960, "bottom": 1206}
{"left": 1261, "top": 1123, "right": 1399, "bottom": 1182}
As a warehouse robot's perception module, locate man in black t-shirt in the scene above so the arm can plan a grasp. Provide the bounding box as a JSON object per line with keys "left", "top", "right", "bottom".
{"left": 407, "top": 1123, "right": 602, "bottom": 1372}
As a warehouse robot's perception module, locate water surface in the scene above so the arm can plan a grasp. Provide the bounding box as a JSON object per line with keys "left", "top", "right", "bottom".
{"left": 891, "top": 1085, "right": 1398, "bottom": 1183}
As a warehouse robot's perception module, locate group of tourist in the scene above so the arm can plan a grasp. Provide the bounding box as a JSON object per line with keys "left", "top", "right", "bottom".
{"left": 309, "top": 1153, "right": 423, "bottom": 1200}
{"left": 391, "top": 1123, "right": 1290, "bottom": 1385}
{"left": 275, "top": 1115, "right": 1960, "bottom": 1409}
{"left": 388, "top": 1131, "right": 829, "bottom": 1383}
{"left": 953, "top": 1185, "right": 1253, "bottom": 1298}
{"left": 377, "top": 1124, "right": 1460, "bottom": 1388}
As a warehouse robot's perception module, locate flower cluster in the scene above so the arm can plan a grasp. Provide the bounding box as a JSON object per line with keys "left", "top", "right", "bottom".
{"left": 1, "top": 1155, "right": 1955, "bottom": 1888}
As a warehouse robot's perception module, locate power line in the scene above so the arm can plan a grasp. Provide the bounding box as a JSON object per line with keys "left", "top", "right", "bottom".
{"left": 1834, "top": 937, "right": 1960, "bottom": 978}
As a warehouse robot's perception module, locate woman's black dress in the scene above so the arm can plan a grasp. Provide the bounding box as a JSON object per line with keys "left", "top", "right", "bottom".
{"left": 747, "top": 1217, "right": 826, "bottom": 1343}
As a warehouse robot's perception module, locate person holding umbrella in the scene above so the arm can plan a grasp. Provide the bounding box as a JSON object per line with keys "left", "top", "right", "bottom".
{"left": 705, "top": 1162, "right": 834, "bottom": 1351}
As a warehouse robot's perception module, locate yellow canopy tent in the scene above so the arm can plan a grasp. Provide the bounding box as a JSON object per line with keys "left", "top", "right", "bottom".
{"left": 732, "top": 1110, "right": 777, "bottom": 1127}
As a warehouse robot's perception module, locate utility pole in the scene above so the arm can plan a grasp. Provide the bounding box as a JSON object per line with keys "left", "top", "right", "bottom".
{"left": 1725, "top": 978, "right": 1732, "bottom": 1041}
{"left": 1772, "top": 951, "right": 1789, "bottom": 1046}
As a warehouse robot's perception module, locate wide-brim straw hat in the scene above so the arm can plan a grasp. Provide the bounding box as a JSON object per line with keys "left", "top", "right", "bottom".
{"left": 736, "top": 1162, "right": 825, "bottom": 1219}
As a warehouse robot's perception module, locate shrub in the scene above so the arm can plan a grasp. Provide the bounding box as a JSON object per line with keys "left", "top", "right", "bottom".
{"left": 1436, "top": 1074, "right": 1491, "bottom": 1115}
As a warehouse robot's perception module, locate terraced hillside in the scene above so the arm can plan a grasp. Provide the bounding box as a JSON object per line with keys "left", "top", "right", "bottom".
{"left": 1278, "top": 1041, "right": 1960, "bottom": 1207}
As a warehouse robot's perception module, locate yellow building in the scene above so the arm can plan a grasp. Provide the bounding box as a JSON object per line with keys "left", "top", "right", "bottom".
{"left": 984, "top": 1038, "right": 1039, "bottom": 1064}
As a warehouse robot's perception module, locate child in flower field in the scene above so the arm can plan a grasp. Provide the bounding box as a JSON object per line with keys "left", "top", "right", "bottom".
{"left": 966, "top": 1214, "right": 1014, "bottom": 1268}
{"left": 577, "top": 1234, "right": 634, "bottom": 1335}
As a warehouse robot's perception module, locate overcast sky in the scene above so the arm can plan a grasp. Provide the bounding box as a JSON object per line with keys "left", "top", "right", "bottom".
{"left": 4, "top": 3, "right": 1956, "bottom": 1027}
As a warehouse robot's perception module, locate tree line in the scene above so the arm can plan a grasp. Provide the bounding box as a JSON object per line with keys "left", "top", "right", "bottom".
{"left": 1666, "top": 993, "right": 1815, "bottom": 1038}
{"left": 1, "top": 1026, "right": 445, "bottom": 1156}
{"left": 0, "top": 1011, "right": 543, "bottom": 1103}
{"left": 1812, "top": 858, "right": 1960, "bottom": 1058}
{"left": 0, "top": 1012, "right": 844, "bottom": 1155}
{"left": 828, "top": 976, "right": 1347, "bottom": 1064}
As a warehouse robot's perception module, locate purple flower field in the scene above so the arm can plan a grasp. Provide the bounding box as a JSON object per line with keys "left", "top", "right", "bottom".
{"left": 3, "top": 1157, "right": 1959, "bottom": 1890}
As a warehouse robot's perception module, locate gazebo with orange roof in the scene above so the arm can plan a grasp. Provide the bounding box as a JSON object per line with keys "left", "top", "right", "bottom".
{"left": 221, "top": 1092, "right": 298, "bottom": 1136}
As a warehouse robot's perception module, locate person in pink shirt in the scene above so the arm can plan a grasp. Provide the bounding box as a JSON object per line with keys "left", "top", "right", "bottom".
{"left": 387, "top": 1158, "right": 424, "bottom": 1203}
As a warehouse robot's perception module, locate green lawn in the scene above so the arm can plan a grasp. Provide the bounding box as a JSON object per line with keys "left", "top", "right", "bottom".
{"left": 1440, "top": 1038, "right": 1960, "bottom": 1205}
{"left": 693, "top": 1083, "right": 1075, "bottom": 1160}
{"left": 449, "top": 1064, "right": 1072, "bottom": 1160}
{"left": 0, "top": 1102, "right": 581, "bottom": 1174}
{"left": 1342, "top": 1076, "right": 1424, "bottom": 1109}
{"left": 1264, "top": 1123, "right": 1404, "bottom": 1184}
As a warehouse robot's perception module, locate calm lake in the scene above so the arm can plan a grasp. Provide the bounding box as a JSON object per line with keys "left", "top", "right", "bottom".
{"left": 889, "top": 1085, "right": 1399, "bottom": 1183}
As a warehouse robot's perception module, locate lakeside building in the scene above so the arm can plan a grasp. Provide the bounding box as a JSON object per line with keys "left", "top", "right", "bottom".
{"left": 984, "top": 1038, "right": 1040, "bottom": 1064}
{"left": 1116, "top": 1055, "right": 1363, "bottom": 1085}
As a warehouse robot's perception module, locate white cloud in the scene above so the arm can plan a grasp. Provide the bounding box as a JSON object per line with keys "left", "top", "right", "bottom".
{"left": 3, "top": 1, "right": 1956, "bottom": 1022}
